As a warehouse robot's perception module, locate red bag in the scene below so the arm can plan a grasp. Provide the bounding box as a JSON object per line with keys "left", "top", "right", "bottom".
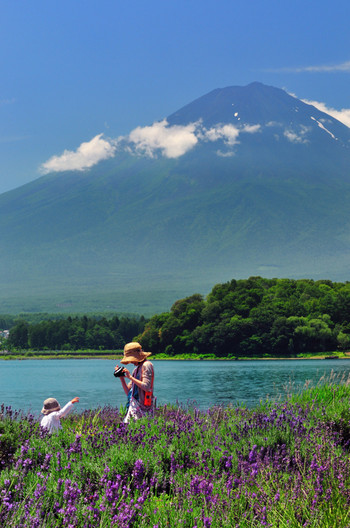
{"left": 144, "top": 391, "right": 152, "bottom": 407}
{"left": 143, "top": 365, "right": 154, "bottom": 407}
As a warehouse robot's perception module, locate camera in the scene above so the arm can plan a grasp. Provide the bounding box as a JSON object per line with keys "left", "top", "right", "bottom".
{"left": 114, "top": 366, "right": 125, "bottom": 378}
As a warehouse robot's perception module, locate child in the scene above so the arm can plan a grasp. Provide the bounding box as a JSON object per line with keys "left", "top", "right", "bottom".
{"left": 40, "top": 396, "right": 79, "bottom": 434}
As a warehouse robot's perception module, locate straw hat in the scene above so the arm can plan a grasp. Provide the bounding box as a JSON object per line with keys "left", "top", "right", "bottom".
{"left": 120, "top": 342, "right": 151, "bottom": 365}
{"left": 41, "top": 397, "right": 61, "bottom": 415}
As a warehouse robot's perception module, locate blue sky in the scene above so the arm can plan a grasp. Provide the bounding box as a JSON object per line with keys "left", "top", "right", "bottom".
{"left": 1, "top": 0, "right": 350, "bottom": 193}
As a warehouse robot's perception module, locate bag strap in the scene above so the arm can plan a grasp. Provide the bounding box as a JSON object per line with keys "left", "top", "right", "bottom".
{"left": 141, "top": 362, "right": 154, "bottom": 391}
{"left": 131, "top": 364, "right": 141, "bottom": 398}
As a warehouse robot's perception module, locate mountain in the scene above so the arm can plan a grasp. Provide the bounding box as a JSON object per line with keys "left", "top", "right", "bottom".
{"left": 1, "top": 82, "right": 350, "bottom": 314}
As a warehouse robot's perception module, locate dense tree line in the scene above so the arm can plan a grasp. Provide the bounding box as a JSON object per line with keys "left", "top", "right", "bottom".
{"left": 7, "top": 315, "right": 147, "bottom": 351}
{"left": 6, "top": 277, "right": 350, "bottom": 356}
{"left": 136, "top": 277, "right": 350, "bottom": 357}
{"left": 0, "top": 315, "right": 17, "bottom": 330}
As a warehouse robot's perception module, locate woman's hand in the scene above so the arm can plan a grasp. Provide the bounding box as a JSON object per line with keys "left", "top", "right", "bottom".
{"left": 115, "top": 364, "right": 129, "bottom": 378}
{"left": 71, "top": 397, "right": 80, "bottom": 404}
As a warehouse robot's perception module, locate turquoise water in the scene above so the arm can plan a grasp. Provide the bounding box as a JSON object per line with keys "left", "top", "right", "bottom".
{"left": 1, "top": 358, "right": 350, "bottom": 414}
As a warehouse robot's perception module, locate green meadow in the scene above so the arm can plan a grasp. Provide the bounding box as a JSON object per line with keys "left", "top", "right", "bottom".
{"left": 1, "top": 374, "right": 350, "bottom": 526}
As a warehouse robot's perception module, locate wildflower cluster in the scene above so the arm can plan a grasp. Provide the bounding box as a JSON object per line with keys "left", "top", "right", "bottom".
{"left": 1, "top": 384, "right": 350, "bottom": 527}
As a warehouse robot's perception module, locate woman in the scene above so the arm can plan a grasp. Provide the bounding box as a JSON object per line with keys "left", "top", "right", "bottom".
{"left": 115, "top": 342, "right": 155, "bottom": 423}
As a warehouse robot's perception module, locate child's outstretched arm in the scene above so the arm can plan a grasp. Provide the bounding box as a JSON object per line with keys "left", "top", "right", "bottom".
{"left": 57, "top": 397, "right": 79, "bottom": 419}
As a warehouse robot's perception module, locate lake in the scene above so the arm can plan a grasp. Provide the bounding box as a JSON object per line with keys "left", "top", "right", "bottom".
{"left": 1, "top": 358, "right": 350, "bottom": 415}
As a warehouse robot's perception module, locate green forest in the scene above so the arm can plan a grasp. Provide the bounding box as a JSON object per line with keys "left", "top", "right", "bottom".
{"left": 5, "top": 315, "right": 146, "bottom": 352}
{"left": 137, "top": 276, "right": 350, "bottom": 357}
{"left": 4, "top": 276, "right": 350, "bottom": 357}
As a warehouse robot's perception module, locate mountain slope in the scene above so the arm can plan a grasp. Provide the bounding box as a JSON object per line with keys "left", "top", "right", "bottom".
{"left": 1, "top": 82, "right": 350, "bottom": 314}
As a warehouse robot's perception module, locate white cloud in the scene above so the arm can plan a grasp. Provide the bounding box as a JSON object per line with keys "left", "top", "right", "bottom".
{"left": 242, "top": 124, "right": 261, "bottom": 134}
{"left": 204, "top": 124, "right": 240, "bottom": 145}
{"left": 204, "top": 123, "right": 261, "bottom": 146}
{"left": 127, "top": 119, "right": 199, "bottom": 158}
{"left": 269, "top": 60, "right": 350, "bottom": 73}
{"left": 40, "top": 134, "right": 117, "bottom": 174}
{"left": 301, "top": 98, "right": 350, "bottom": 129}
{"left": 216, "top": 150, "right": 235, "bottom": 157}
{"left": 266, "top": 121, "right": 282, "bottom": 127}
{"left": 0, "top": 135, "right": 30, "bottom": 144}
{"left": 0, "top": 97, "right": 15, "bottom": 106}
{"left": 295, "top": 61, "right": 350, "bottom": 73}
{"left": 283, "top": 127, "right": 309, "bottom": 144}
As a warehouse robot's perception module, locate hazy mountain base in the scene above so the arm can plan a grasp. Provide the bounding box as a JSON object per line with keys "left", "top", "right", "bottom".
{"left": 0, "top": 285, "right": 186, "bottom": 316}
{"left": 3, "top": 228, "right": 350, "bottom": 315}
{"left": 1, "top": 250, "right": 349, "bottom": 316}
{"left": 2, "top": 169, "right": 350, "bottom": 315}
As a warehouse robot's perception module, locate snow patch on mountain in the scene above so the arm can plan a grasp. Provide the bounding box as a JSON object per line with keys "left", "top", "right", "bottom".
{"left": 310, "top": 116, "right": 337, "bottom": 140}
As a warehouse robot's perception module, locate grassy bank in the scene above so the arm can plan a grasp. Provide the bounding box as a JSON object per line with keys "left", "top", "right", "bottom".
{"left": 1, "top": 349, "right": 350, "bottom": 360}
{"left": 1, "top": 377, "right": 350, "bottom": 526}
{"left": 0, "top": 350, "right": 121, "bottom": 360}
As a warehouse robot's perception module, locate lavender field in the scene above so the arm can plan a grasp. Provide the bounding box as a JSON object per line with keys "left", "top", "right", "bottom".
{"left": 1, "top": 378, "right": 350, "bottom": 527}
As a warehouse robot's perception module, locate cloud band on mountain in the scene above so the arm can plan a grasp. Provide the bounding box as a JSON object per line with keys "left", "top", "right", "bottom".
{"left": 125, "top": 120, "right": 261, "bottom": 157}
{"left": 40, "top": 120, "right": 261, "bottom": 172}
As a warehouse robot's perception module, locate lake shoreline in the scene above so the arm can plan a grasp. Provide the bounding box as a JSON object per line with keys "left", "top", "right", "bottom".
{"left": 1, "top": 352, "right": 349, "bottom": 361}
{"left": 3, "top": 354, "right": 350, "bottom": 415}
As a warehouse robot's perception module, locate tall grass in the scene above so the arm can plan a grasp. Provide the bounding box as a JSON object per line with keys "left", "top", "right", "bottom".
{"left": 1, "top": 377, "right": 350, "bottom": 527}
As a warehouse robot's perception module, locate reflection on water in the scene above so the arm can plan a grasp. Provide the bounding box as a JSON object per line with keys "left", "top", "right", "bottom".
{"left": 1, "top": 358, "right": 350, "bottom": 414}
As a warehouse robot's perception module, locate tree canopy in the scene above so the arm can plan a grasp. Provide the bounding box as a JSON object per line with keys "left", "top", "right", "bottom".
{"left": 136, "top": 277, "right": 350, "bottom": 357}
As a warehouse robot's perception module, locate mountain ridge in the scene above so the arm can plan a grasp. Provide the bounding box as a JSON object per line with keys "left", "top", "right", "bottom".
{"left": 1, "top": 82, "right": 350, "bottom": 314}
